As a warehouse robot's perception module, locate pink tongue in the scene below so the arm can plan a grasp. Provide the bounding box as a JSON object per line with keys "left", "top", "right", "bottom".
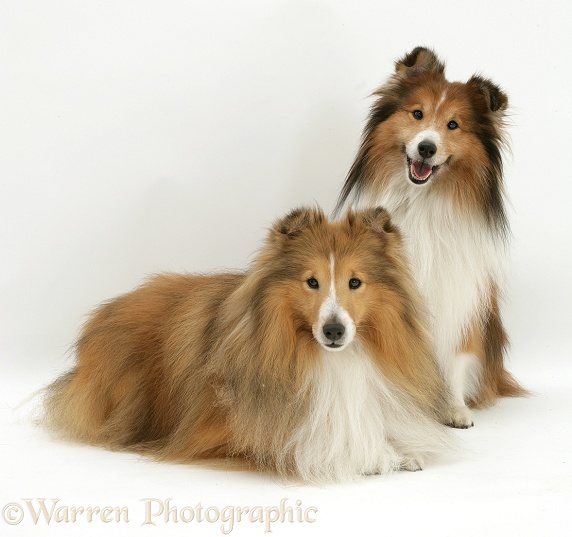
{"left": 412, "top": 161, "right": 433, "bottom": 180}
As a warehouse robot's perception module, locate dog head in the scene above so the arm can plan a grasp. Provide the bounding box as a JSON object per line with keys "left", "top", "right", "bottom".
{"left": 391, "top": 47, "right": 509, "bottom": 187}
{"left": 260, "top": 206, "right": 408, "bottom": 353}
{"left": 336, "top": 47, "right": 509, "bottom": 226}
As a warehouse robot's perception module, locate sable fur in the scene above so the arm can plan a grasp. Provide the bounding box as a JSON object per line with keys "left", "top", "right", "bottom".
{"left": 335, "top": 47, "right": 527, "bottom": 428}
{"left": 43, "top": 207, "right": 452, "bottom": 483}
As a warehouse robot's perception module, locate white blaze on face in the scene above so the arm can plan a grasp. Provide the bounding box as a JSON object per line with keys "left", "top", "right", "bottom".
{"left": 435, "top": 89, "right": 448, "bottom": 114}
{"left": 312, "top": 254, "right": 356, "bottom": 352}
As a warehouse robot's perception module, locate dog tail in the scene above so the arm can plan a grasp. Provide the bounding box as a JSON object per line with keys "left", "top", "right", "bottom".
{"left": 497, "top": 369, "right": 530, "bottom": 398}
{"left": 42, "top": 370, "right": 77, "bottom": 438}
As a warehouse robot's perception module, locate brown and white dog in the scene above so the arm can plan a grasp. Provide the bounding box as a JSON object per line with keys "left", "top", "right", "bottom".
{"left": 335, "top": 47, "right": 527, "bottom": 428}
{"left": 43, "top": 207, "right": 451, "bottom": 483}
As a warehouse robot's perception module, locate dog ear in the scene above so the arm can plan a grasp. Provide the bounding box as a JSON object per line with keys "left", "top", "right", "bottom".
{"left": 356, "top": 207, "right": 395, "bottom": 236}
{"left": 468, "top": 75, "right": 508, "bottom": 112}
{"left": 271, "top": 206, "right": 325, "bottom": 240}
{"left": 395, "top": 46, "right": 445, "bottom": 78}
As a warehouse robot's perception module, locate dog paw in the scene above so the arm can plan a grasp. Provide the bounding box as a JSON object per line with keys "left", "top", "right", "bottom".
{"left": 446, "top": 406, "right": 474, "bottom": 429}
{"left": 400, "top": 454, "right": 424, "bottom": 472}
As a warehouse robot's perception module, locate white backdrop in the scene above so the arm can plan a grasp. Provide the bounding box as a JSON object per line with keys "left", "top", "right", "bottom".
{"left": 1, "top": 1, "right": 571, "bottom": 536}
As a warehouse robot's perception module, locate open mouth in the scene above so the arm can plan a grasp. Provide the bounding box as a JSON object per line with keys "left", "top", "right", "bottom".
{"left": 407, "top": 157, "right": 437, "bottom": 185}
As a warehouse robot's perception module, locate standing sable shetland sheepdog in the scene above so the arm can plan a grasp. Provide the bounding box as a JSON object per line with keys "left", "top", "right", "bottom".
{"left": 335, "top": 47, "right": 527, "bottom": 428}
{"left": 44, "top": 207, "right": 452, "bottom": 483}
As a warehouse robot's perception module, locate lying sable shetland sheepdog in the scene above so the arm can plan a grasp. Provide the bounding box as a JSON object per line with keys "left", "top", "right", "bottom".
{"left": 44, "top": 207, "right": 452, "bottom": 483}
{"left": 335, "top": 47, "right": 527, "bottom": 428}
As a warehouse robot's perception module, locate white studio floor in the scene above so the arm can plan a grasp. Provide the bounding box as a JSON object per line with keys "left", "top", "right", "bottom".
{"left": 1, "top": 339, "right": 570, "bottom": 537}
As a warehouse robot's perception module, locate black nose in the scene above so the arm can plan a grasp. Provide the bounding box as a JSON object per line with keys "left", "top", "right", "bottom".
{"left": 323, "top": 323, "right": 345, "bottom": 343}
{"left": 418, "top": 140, "right": 437, "bottom": 159}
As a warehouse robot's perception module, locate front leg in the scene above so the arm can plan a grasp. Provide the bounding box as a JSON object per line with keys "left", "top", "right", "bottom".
{"left": 445, "top": 352, "right": 481, "bottom": 429}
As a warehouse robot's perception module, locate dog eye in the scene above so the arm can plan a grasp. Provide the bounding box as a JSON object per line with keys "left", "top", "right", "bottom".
{"left": 447, "top": 120, "right": 458, "bottom": 130}
{"left": 412, "top": 110, "right": 423, "bottom": 120}
{"left": 349, "top": 278, "right": 362, "bottom": 289}
{"left": 307, "top": 277, "right": 319, "bottom": 289}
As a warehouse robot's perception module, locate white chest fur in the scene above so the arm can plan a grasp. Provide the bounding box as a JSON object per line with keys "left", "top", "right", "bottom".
{"left": 286, "top": 344, "right": 449, "bottom": 482}
{"left": 367, "top": 184, "right": 508, "bottom": 367}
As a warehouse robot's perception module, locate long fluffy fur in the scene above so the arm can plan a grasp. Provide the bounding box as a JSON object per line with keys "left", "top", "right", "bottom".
{"left": 335, "top": 47, "right": 527, "bottom": 428}
{"left": 44, "top": 207, "right": 452, "bottom": 483}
